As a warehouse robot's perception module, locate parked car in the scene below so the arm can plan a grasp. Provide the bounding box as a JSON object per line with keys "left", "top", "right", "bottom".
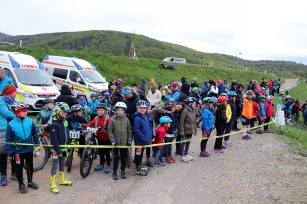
{"left": 163, "top": 57, "right": 186, "bottom": 64}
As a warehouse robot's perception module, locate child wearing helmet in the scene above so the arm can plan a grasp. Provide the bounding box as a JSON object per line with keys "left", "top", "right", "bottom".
{"left": 89, "top": 93, "right": 100, "bottom": 120}
{"left": 77, "top": 92, "right": 87, "bottom": 107}
{"left": 152, "top": 116, "right": 172, "bottom": 166}
{"left": 179, "top": 97, "right": 197, "bottom": 162}
{"left": 85, "top": 103, "right": 111, "bottom": 174}
{"left": 214, "top": 96, "right": 228, "bottom": 153}
{"left": 264, "top": 96, "right": 275, "bottom": 133}
{"left": 108, "top": 102, "right": 132, "bottom": 180}
{"left": 6, "top": 102, "right": 41, "bottom": 193}
{"left": 133, "top": 100, "right": 152, "bottom": 176}
{"left": 49, "top": 102, "right": 73, "bottom": 194}
{"left": 200, "top": 97, "right": 215, "bottom": 157}
{"left": 35, "top": 98, "right": 55, "bottom": 127}
{"left": 241, "top": 90, "right": 254, "bottom": 140}
{"left": 224, "top": 91, "right": 237, "bottom": 145}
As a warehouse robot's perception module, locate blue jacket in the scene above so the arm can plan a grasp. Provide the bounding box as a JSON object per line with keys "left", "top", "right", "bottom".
{"left": 50, "top": 116, "right": 71, "bottom": 155}
{"left": 0, "top": 76, "right": 13, "bottom": 92}
{"left": 6, "top": 117, "right": 40, "bottom": 154}
{"left": 166, "top": 112, "right": 178, "bottom": 134}
{"left": 0, "top": 96, "right": 16, "bottom": 131}
{"left": 201, "top": 107, "right": 214, "bottom": 132}
{"left": 133, "top": 112, "right": 151, "bottom": 145}
{"left": 218, "top": 84, "right": 226, "bottom": 95}
{"left": 89, "top": 99, "right": 100, "bottom": 115}
{"left": 146, "top": 114, "right": 155, "bottom": 139}
{"left": 77, "top": 98, "right": 87, "bottom": 107}
{"left": 170, "top": 90, "right": 180, "bottom": 102}
{"left": 66, "top": 114, "right": 88, "bottom": 131}
{"left": 259, "top": 102, "right": 266, "bottom": 117}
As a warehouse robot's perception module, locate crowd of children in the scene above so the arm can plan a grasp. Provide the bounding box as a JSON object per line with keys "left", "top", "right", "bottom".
{"left": 1, "top": 75, "right": 306, "bottom": 195}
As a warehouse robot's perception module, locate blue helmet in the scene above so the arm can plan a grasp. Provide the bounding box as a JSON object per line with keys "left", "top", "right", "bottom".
{"left": 211, "top": 96, "right": 217, "bottom": 103}
{"left": 184, "top": 97, "right": 197, "bottom": 104}
{"left": 103, "top": 92, "right": 110, "bottom": 97}
{"left": 159, "top": 116, "right": 172, "bottom": 124}
{"left": 227, "top": 91, "right": 237, "bottom": 97}
{"left": 203, "top": 97, "right": 214, "bottom": 103}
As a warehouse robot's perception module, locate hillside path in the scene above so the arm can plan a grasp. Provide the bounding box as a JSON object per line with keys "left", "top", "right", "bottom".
{"left": 1, "top": 79, "right": 306, "bottom": 204}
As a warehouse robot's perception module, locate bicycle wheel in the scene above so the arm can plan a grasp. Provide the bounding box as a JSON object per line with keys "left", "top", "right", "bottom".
{"left": 67, "top": 148, "right": 74, "bottom": 173}
{"left": 26, "top": 143, "right": 50, "bottom": 172}
{"left": 80, "top": 147, "right": 95, "bottom": 178}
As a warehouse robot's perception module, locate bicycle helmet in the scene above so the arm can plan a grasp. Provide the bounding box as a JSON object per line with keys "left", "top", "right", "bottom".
{"left": 246, "top": 90, "right": 254, "bottom": 95}
{"left": 136, "top": 100, "right": 148, "bottom": 108}
{"left": 159, "top": 116, "right": 173, "bottom": 124}
{"left": 96, "top": 103, "right": 108, "bottom": 110}
{"left": 114, "top": 102, "right": 127, "bottom": 111}
{"left": 90, "top": 93, "right": 97, "bottom": 98}
{"left": 266, "top": 95, "right": 274, "bottom": 100}
{"left": 71, "top": 104, "right": 82, "bottom": 112}
{"left": 192, "top": 77, "right": 197, "bottom": 82}
{"left": 77, "top": 92, "right": 85, "bottom": 97}
{"left": 227, "top": 91, "right": 237, "bottom": 97}
{"left": 192, "top": 87, "right": 199, "bottom": 92}
{"left": 258, "top": 95, "right": 266, "bottom": 101}
{"left": 211, "top": 96, "right": 217, "bottom": 103}
{"left": 203, "top": 97, "right": 214, "bottom": 104}
{"left": 165, "top": 99, "right": 175, "bottom": 108}
{"left": 11, "top": 102, "right": 28, "bottom": 114}
{"left": 220, "top": 93, "right": 228, "bottom": 97}
{"left": 43, "top": 98, "right": 54, "bottom": 105}
{"left": 55, "top": 102, "right": 70, "bottom": 113}
{"left": 170, "top": 82, "right": 179, "bottom": 89}
{"left": 103, "top": 92, "right": 110, "bottom": 97}
{"left": 184, "top": 97, "right": 197, "bottom": 104}
{"left": 218, "top": 96, "right": 228, "bottom": 103}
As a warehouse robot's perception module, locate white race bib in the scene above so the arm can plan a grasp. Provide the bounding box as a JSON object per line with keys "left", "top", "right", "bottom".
{"left": 69, "top": 130, "right": 80, "bottom": 139}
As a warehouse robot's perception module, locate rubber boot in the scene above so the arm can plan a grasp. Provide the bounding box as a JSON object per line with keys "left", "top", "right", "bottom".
{"left": 50, "top": 175, "right": 60, "bottom": 194}
{"left": 59, "top": 171, "right": 73, "bottom": 186}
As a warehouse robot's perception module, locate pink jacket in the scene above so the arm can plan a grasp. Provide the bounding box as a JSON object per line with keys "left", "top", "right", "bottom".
{"left": 265, "top": 101, "right": 274, "bottom": 117}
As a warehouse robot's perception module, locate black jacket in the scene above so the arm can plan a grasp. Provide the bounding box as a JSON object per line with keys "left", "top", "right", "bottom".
{"left": 56, "top": 85, "right": 78, "bottom": 108}
{"left": 110, "top": 90, "right": 124, "bottom": 107}
{"left": 124, "top": 93, "right": 140, "bottom": 126}
{"left": 50, "top": 116, "right": 71, "bottom": 155}
{"left": 228, "top": 100, "right": 237, "bottom": 120}
{"left": 215, "top": 105, "right": 227, "bottom": 135}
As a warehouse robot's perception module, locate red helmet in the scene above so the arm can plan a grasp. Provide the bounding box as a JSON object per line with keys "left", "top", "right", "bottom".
{"left": 217, "top": 96, "right": 228, "bottom": 103}
{"left": 170, "top": 82, "right": 178, "bottom": 89}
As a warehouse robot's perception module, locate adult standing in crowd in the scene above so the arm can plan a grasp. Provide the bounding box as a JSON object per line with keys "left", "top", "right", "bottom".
{"left": 146, "top": 82, "right": 161, "bottom": 109}
{"left": 56, "top": 85, "right": 78, "bottom": 108}
{"left": 0, "top": 84, "right": 17, "bottom": 186}
{"left": 108, "top": 77, "right": 117, "bottom": 94}
{"left": 0, "top": 68, "right": 14, "bottom": 92}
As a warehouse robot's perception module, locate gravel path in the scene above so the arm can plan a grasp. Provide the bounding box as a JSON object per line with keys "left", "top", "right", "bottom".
{"left": 2, "top": 79, "right": 306, "bottom": 204}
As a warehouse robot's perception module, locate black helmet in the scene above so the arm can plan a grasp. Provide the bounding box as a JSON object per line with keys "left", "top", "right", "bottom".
{"left": 96, "top": 103, "right": 107, "bottom": 110}
{"left": 90, "top": 93, "right": 97, "bottom": 98}
{"left": 43, "top": 98, "right": 54, "bottom": 105}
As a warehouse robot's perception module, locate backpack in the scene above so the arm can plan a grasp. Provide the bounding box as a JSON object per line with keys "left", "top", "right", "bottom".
{"left": 95, "top": 115, "right": 110, "bottom": 132}
{"left": 291, "top": 104, "right": 298, "bottom": 114}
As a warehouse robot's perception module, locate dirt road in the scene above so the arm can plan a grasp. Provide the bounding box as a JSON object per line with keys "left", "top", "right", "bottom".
{"left": 1, "top": 79, "right": 306, "bottom": 204}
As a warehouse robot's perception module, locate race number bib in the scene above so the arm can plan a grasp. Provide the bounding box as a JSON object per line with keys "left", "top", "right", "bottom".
{"left": 69, "top": 130, "right": 80, "bottom": 139}
{"left": 87, "top": 127, "right": 98, "bottom": 133}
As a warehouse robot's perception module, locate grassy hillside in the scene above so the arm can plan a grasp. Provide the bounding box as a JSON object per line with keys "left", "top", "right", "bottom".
{"left": 1, "top": 30, "right": 306, "bottom": 78}
{"left": 0, "top": 45, "right": 278, "bottom": 86}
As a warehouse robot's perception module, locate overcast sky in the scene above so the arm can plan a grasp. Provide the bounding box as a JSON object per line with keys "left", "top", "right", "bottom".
{"left": 1, "top": 0, "right": 307, "bottom": 64}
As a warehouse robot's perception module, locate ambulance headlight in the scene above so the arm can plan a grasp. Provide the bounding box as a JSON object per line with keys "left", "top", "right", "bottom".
{"left": 88, "top": 85, "right": 100, "bottom": 92}
{"left": 21, "top": 90, "right": 36, "bottom": 99}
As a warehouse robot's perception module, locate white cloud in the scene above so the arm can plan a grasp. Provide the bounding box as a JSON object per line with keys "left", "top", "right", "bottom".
{"left": 1, "top": 0, "right": 307, "bottom": 63}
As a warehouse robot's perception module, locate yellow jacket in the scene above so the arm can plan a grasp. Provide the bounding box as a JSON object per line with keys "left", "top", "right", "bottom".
{"left": 226, "top": 104, "right": 232, "bottom": 122}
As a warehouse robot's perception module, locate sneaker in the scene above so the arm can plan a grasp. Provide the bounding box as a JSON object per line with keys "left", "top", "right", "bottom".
{"left": 181, "top": 156, "right": 189, "bottom": 163}
{"left": 165, "top": 157, "right": 172, "bottom": 163}
{"left": 112, "top": 172, "right": 119, "bottom": 180}
{"left": 245, "top": 135, "right": 252, "bottom": 139}
{"left": 222, "top": 145, "right": 227, "bottom": 149}
{"left": 175, "top": 151, "right": 181, "bottom": 155}
{"left": 10, "top": 173, "right": 18, "bottom": 181}
{"left": 242, "top": 135, "right": 251, "bottom": 140}
{"left": 146, "top": 161, "right": 154, "bottom": 167}
{"left": 170, "top": 156, "right": 176, "bottom": 163}
{"left": 59, "top": 179, "right": 73, "bottom": 186}
{"left": 154, "top": 162, "right": 164, "bottom": 167}
{"left": 105, "top": 166, "right": 111, "bottom": 174}
{"left": 121, "top": 170, "right": 127, "bottom": 179}
{"left": 227, "top": 141, "right": 233, "bottom": 145}
{"left": 214, "top": 149, "right": 224, "bottom": 153}
{"left": 256, "top": 130, "right": 263, "bottom": 134}
{"left": 247, "top": 131, "right": 252, "bottom": 134}
{"left": 136, "top": 166, "right": 148, "bottom": 176}
{"left": 185, "top": 155, "right": 194, "bottom": 161}
{"left": 28, "top": 182, "right": 39, "bottom": 190}
{"left": 264, "top": 130, "right": 270, "bottom": 133}
{"left": 19, "top": 184, "right": 28, "bottom": 193}
{"left": 94, "top": 165, "right": 104, "bottom": 171}
{"left": 0, "top": 175, "right": 7, "bottom": 186}
{"left": 50, "top": 185, "right": 60, "bottom": 194}
{"left": 200, "top": 151, "right": 210, "bottom": 157}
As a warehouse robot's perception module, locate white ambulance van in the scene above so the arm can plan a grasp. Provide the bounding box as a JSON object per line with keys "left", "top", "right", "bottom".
{"left": 0, "top": 51, "right": 59, "bottom": 111}
{"left": 42, "top": 55, "right": 108, "bottom": 100}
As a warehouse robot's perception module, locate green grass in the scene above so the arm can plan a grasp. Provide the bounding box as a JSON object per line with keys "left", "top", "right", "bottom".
{"left": 272, "top": 80, "right": 307, "bottom": 156}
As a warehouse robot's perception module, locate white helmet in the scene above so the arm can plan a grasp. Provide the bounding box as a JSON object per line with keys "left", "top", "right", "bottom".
{"left": 114, "top": 102, "right": 127, "bottom": 110}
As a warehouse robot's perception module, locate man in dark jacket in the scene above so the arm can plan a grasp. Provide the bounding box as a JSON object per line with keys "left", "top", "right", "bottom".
{"left": 178, "top": 83, "right": 190, "bottom": 102}
{"left": 122, "top": 86, "right": 140, "bottom": 126}
{"left": 56, "top": 85, "right": 78, "bottom": 108}
{"left": 108, "top": 77, "right": 117, "bottom": 94}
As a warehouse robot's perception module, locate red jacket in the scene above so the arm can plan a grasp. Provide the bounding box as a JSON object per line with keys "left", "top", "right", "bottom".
{"left": 85, "top": 115, "right": 111, "bottom": 140}
{"left": 269, "top": 81, "right": 273, "bottom": 88}
{"left": 265, "top": 101, "right": 274, "bottom": 117}
{"left": 153, "top": 126, "right": 168, "bottom": 149}
{"left": 252, "top": 101, "right": 260, "bottom": 118}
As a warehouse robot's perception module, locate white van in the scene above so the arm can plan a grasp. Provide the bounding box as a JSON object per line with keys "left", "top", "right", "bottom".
{"left": 0, "top": 51, "right": 59, "bottom": 111}
{"left": 42, "top": 55, "right": 108, "bottom": 100}
{"left": 163, "top": 57, "right": 186, "bottom": 64}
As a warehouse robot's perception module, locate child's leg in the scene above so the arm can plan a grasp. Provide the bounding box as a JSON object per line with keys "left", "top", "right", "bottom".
{"left": 180, "top": 138, "right": 186, "bottom": 157}
{"left": 59, "top": 155, "right": 72, "bottom": 185}
{"left": 119, "top": 148, "right": 127, "bottom": 171}
{"left": 155, "top": 148, "right": 161, "bottom": 164}
{"left": 158, "top": 149, "right": 164, "bottom": 163}
{"left": 24, "top": 151, "right": 34, "bottom": 184}
{"left": 113, "top": 148, "right": 119, "bottom": 172}
{"left": 134, "top": 148, "right": 144, "bottom": 167}
{"left": 184, "top": 139, "right": 191, "bottom": 155}
{"left": 0, "top": 154, "right": 7, "bottom": 176}
{"left": 10, "top": 156, "right": 16, "bottom": 176}
{"left": 146, "top": 147, "right": 151, "bottom": 162}
{"left": 16, "top": 153, "right": 25, "bottom": 185}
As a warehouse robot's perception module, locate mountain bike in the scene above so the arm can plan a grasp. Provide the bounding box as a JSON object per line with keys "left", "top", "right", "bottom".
{"left": 66, "top": 130, "right": 81, "bottom": 173}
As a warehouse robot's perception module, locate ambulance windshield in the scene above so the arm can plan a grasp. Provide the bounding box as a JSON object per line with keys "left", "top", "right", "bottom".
{"left": 80, "top": 70, "right": 107, "bottom": 83}
{"left": 15, "top": 69, "right": 54, "bottom": 86}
